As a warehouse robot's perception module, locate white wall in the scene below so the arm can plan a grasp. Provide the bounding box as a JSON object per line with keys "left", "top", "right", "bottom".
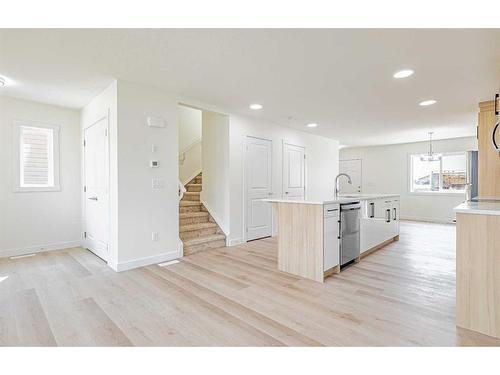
{"left": 115, "top": 80, "right": 180, "bottom": 270}
{"left": 80, "top": 81, "right": 118, "bottom": 265}
{"left": 179, "top": 105, "right": 202, "bottom": 151}
{"left": 201, "top": 110, "right": 230, "bottom": 234}
{"left": 178, "top": 105, "right": 202, "bottom": 184}
{"left": 0, "top": 95, "right": 81, "bottom": 256}
{"left": 228, "top": 115, "right": 340, "bottom": 245}
{"left": 80, "top": 80, "right": 180, "bottom": 271}
{"left": 340, "top": 136, "right": 478, "bottom": 223}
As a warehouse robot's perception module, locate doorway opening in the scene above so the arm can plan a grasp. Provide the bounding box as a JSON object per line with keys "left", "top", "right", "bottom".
{"left": 178, "top": 105, "right": 228, "bottom": 256}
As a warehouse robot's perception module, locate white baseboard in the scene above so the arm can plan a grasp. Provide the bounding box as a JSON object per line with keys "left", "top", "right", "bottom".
{"left": 108, "top": 249, "right": 181, "bottom": 272}
{"left": 0, "top": 240, "right": 82, "bottom": 259}
{"left": 228, "top": 238, "right": 244, "bottom": 246}
{"left": 400, "top": 216, "right": 455, "bottom": 224}
{"left": 178, "top": 238, "right": 184, "bottom": 257}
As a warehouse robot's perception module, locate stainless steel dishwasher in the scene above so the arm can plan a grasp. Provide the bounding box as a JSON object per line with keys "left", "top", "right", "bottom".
{"left": 340, "top": 201, "right": 361, "bottom": 267}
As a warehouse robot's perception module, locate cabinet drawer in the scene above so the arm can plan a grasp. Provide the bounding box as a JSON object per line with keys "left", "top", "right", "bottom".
{"left": 324, "top": 204, "right": 340, "bottom": 217}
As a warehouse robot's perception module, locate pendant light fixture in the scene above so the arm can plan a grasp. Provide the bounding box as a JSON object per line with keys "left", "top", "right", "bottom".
{"left": 420, "top": 132, "right": 441, "bottom": 162}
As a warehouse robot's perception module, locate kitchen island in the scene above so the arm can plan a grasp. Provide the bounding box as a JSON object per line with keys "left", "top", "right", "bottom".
{"left": 264, "top": 194, "right": 400, "bottom": 282}
{"left": 454, "top": 199, "right": 500, "bottom": 339}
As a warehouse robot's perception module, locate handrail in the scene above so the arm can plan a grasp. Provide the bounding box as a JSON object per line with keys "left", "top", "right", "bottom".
{"left": 178, "top": 179, "right": 186, "bottom": 201}
{"left": 179, "top": 138, "right": 202, "bottom": 165}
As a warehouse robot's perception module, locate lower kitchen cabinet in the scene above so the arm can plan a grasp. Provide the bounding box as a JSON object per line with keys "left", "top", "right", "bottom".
{"left": 323, "top": 204, "right": 340, "bottom": 272}
{"left": 361, "top": 197, "right": 400, "bottom": 254}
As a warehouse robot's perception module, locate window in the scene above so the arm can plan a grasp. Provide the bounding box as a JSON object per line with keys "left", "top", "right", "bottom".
{"left": 410, "top": 152, "right": 466, "bottom": 193}
{"left": 13, "top": 122, "right": 60, "bottom": 192}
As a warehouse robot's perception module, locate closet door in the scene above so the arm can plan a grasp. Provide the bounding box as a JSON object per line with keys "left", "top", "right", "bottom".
{"left": 282, "top": 142, "right": 305, "bottom": 200}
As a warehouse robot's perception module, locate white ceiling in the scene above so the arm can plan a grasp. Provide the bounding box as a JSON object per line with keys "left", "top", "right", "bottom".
{"left": 1, "top": 29, "right": 499, "bottom": 146}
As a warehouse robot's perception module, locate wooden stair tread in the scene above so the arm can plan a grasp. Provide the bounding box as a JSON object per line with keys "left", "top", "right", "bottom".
{"left": 180, "top": 222, "right": 217, "bottom": 232}
{"left": 180, "top": 172, "right": 225, "bottom": 255}
{"left": 183, "top": 234, "right": 225, "bottom": 246}
{"left": 180, "top": 201, "right": 202, "bottom": 206}
{"left": 179, "top": 212, "right": 209, "bottom": 218}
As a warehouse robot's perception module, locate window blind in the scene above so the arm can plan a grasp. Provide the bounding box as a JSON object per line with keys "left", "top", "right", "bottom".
{"left": 20, "top": 126, "right": 54, "bottom": 187}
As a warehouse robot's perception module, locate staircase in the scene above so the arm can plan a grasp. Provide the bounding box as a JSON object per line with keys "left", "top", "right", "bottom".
{"left": 179, "top": 173, "right": 226, "bottom": 256}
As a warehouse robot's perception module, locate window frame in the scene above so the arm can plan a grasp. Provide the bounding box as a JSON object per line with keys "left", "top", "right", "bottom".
{"left": 408, "top": 151, "right": 466, "bottom": 196}
{"left": 12, "top": 120, "right": 61, "bottom": 193}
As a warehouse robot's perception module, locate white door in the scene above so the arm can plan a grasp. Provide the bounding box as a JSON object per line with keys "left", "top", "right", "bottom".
{"left": 84, "top": 117, "right": 109, "bottom": 261}
{"left": 245, "top": 137, "right": 273, "bottom": 241}
{"left": 339, "top": 159, "right": 362, "bottom": 194}
{"left": 283, "top": 142, "right": 305, "bottom": 199}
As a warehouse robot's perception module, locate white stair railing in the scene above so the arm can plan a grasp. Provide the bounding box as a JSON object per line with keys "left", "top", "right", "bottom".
{"left": 178, "top": 179, "right": 187, "bottom": 201}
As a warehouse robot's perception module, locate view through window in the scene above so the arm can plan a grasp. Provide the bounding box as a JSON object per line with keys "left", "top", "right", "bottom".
{"left": 410, "top": 152, "right": 466, "bottom": 193}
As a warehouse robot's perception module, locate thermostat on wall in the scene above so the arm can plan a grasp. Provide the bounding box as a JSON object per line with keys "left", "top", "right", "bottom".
{"left": 147, "top": 116, "right": 166, "bottom": 128}
{"left": 150, "top": 160, "right": 159, "bottom": 168}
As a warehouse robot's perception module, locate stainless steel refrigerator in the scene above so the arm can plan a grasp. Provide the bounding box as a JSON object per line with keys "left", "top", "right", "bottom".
{"left": 465, "top": 150, "right": 478, "bottom": 201}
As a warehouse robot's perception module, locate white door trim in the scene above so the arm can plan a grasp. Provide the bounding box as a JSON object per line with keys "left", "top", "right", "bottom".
{"left": 243, "top": 135, "right": 274, "bottom": 242}
{"left": 282, "top": 140, "right": 306, "bottom": 199}
{"left": 83, "top": 110, "right": 110, "bottom": 262}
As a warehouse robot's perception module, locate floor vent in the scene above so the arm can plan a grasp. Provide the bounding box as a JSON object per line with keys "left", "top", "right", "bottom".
{"left": 158, "top": 259, "right": 180, "bottom": 267}
{"left": 9, "top": 253, "right": 37, "bottom": 260}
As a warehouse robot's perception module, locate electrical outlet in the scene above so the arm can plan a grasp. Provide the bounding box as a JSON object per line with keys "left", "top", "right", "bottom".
{"left": 152, "top": 232, "right": 159, "bottom": 241}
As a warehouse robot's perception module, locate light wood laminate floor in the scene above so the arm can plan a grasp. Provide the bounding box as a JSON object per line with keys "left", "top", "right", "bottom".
{"left": 1, "top": 221, "right": 499, "bottom": 346}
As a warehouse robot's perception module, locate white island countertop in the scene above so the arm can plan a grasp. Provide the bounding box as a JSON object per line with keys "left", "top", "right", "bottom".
{"left": 263, "top": 193, "right": 400, "bottom": 205}
{"left": 454, "top": 198, "right": 500, "bottom": 216}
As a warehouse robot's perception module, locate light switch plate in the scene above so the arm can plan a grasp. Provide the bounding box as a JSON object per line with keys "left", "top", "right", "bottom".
{"left": 147, "top": 116, "right": 166, "bottom": 128}
{"left": 152, "top": 178, "right": 165, "bottom": 189}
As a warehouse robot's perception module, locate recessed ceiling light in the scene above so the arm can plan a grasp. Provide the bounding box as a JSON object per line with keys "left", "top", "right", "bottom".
{"left": 0, "top": 77, "right": 5, "bottom": 87}
{"left": 393, "top": 69, "right": 414, "bottom": 79}
{"left": 307, "top": 123, "right": 318, "bottom": 128}
{"left": 249, "top": 103, "right": 263, "bottom": 110}
{"left": 419, "top": 100, "right": 437, "bottom": 106}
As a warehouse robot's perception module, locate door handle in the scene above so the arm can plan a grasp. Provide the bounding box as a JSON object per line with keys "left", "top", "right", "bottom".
{"left": 88, "top": 196, "right": 98, "bottom": 201}
{"left": 285, "top": 192, "right": 289, "bottom": 194}
{"left": 268, "top": 192, "right": 273, "bottom": 195}
{"left": 493, "top": 122, "right": 499, "bottom": 152}
{"left": 393, "top": 207, "right": 397, "bottom": 221}
{"left": 386, "top": 209, "right": 391, "bottom": 223}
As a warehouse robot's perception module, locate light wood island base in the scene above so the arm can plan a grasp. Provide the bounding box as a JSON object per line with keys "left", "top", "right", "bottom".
{"left": 456, "top": 213, "right": 500, "bottom": 339}
{"left": 324, "top": 265, "right": 340, "bottom": 277}
{"left": 275, "top": 202, "right": 325, "bottom": 282}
